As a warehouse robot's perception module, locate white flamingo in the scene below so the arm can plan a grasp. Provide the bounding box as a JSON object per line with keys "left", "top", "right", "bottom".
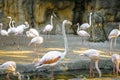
{"left": 80, "top": 49, "right": 101, "bottom": 78}
{"left": 0, "top": 23, "right": 9, "bottom": 45}
{"left": 0, "top": 23, "right": 8, "bottom": 36}
{"left": 7, "top": 16, "right": 16, "bottom": 34}
{"left": 35, "top": 20, "right": 72, "bottom": 78}
{"left": 112, "top": 54, "right": 120, "bottom": 77}
{"left": 29, "top": 36, "right": 43, "bottom": 52}
{"left": 80, "top": 12, "right": 92, "bottom": 30}
{"left": 26, "top": 28, "right": 39, "bottom": 38}
{"left": 0, "top": 61, "right": 21, "bottom": 80}
{"left": 28, "top": 36, "right": 43, "bottom": 63}
{"left": 43, "top": 15, "right": 53, "bottom": 38}
{"left": 77, "top": 23, "right": 90, "bottom": 46}
{"left": 108, "top": 24, "right": 120, "bottom": 55}
{"left": 15, "top": 21, "right": 29, "bottom": 49}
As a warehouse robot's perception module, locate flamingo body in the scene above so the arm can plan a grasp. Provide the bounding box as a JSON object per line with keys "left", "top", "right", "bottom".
{"left": 35, "top": 51, "right": 63, "bottom": 68}
{"left": 26, "top": 28, "right": 39, "bottom": 38}
{"left": 43, "top": 24, "right": 53, "bottom": 32}
{"left": 108, "top": 29, "right": 120, "bottom": 39}
{"left": 80, "top": 23, "right": 90, "bottom": 30}
{"left": 29, "top": 36, "right": 43, "bottom": 45}
{"left": 77, "top": 30, "right": 90, "bottom": 37}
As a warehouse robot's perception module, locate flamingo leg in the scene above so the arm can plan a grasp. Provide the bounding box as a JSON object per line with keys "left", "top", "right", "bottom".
{"left": 6, "top": 74, "right": 10, "bottom": 80}
{"left": 95, "top": 60, "right": 101, "bottom": 78}
{"left": 90, "top": 60, "right": 94, "bottom": 78}
{"left": 51, "top": 66, "right": 54, "bottom": 79}
{"left": 115, "top": 61, "right": 120, "bottom": 77}
{"left": 113, "top": 63, "right": 116, "bottom": 75}
{"left": 114, "top": 38, "right": 117, "bottom": 47}
{"left": 17, "top": 34, "right": 20, "bottom": 49}
{"left": 110, "top": 39, "right": 113, "bottom": 55}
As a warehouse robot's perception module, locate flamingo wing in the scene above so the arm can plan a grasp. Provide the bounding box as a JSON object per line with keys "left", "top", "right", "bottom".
{"left": 35, "top": 51, "right": 62, "bottom": 68}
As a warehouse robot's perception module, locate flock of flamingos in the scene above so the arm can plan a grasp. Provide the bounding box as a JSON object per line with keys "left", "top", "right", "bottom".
{"left": 0, "top": 12, "right": 120, "bottom": 80}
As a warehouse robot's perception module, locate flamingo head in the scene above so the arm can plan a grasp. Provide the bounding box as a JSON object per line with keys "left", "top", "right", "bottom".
{"left": 7, "top": 16, "right": 12, "bottom": 19}
{"left": 90, "top": 12, "right": 92, "bottom": 15}
{"left": 76, "top": 23, "right": 79, "bottom": 26}
{"left": 34, "top": 62, "right": 42, "bottom": 69}
{"left": 63, "top": 20, "right": 72, "bottom": 25}
{"left": 24, "top": 21, "right": 29, "bottom": 29}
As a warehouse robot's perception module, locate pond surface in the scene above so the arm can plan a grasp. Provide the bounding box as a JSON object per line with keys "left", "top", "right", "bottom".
{"left": 0, "top": 69, "right": 120, "bottom": 80}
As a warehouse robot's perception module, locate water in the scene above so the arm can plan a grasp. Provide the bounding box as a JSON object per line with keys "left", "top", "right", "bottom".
{"left": 0, "top": 69, "right": 120, "bottom": 80}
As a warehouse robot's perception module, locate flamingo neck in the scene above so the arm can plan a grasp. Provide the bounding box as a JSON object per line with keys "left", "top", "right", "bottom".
{"left": 9, "top": 18, "right": 12, "bottom": 28}
{"left": 24, "top": 23, "right": 29, "bottom": 29}
{"left": 77, "top": 23, "right": 80, "bottom": 33}
{"left": 12, "top": 21, "right": 15, "bottom": 28}
{"left": 62, "top": 23, "right": 68, "bottom": 56}
{"left": 0, "top": 24, "right": 2, "bottom": 31}
{"left": 89, "top": 13, "right": 92, "bottom": 26}
{"left": 51, "top": 16, "right": 53, "bottom": 27}
{"left": 95, "top": 60, "right": 101, "bottom": 78}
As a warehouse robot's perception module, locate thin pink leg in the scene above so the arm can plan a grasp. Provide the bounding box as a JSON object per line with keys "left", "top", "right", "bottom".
{"left": 110, "top": 39, "right": 113, "bottom": 55}
{"left": 17, "top": 35, "right": 20, "bottom": 49}
{"left": 51, "top": 67, "right": 54, "bottom": 79}
{"left": 114, "top": 38, "right": 117, "bottom": 47}
{"left": 90, "top": 60, "right": 94, "bottom": 78}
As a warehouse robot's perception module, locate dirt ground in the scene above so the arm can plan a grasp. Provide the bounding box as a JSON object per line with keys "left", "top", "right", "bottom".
{"left": 0, "top": 34, "right": 120, "bottom": 72}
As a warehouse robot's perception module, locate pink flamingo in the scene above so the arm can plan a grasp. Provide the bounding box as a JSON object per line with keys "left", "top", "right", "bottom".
{"left": 35, "top": 20, "right": 72, "bottom": 78}
{"left": 112, "top": 54, "right": 120, "bottom": 77}
{"left": 15, "top": 21, "right": 29, "bottom": 49}
{"left": 77, "top": 23, "right": 90, "bottom": 46}
{"left": 80, "top": 49, "right": 101, "bottom": 78}
{"left": 0, "top": 61, "right": 21, "bottom": 80}
{"left": 43, "top": 15, "right": 53, "bottom": 38}
{"left": 108, "top": 24, "right": 120, "bottom": 55}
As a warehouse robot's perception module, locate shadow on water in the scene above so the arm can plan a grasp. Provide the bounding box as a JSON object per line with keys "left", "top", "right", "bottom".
{"left": 1, "top": 69, "right": 120, "bottom": 80}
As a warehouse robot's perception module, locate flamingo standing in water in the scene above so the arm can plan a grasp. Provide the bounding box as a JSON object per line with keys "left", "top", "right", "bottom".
{"left": 15, "top": 21, "right": 29, "bottom": 49}
{"left": 80, "top": 12, "right": 92, "bottom": 30}
{"left": 108, "top": 24, "right": 120, "bottom": 55}
{"left": 35, "top": 20, "right": 72, "bottom": 78}
{"left": 80, "top": 49, "right": 101, "bottom": 78}
{"left": 112, "top": 54, "right": 120, "bottom": 77}
{"left": 0, "top": 23, "right": 9, "bottom": 45}
{"left": 43, "top": 15, "right": 54, "bottom": 38}
{"left": 0, "top": 61, "right": 21, "bottom": 80}
{"left": 77, "top": 23, "right": 90, "bottom": 47}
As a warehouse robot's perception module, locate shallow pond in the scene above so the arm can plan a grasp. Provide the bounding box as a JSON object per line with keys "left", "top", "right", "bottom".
{"left": 0, "top": 69, "right": 120, "bottom": 80}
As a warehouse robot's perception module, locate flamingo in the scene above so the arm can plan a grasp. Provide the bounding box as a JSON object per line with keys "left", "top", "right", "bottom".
{"left": 28, "top": 36, "right": 43, "bottom": 63}
{"left": 7, "top": 16, "right": 16, "bottom": 34}
{"left": 34, "top": 20, "right": 72, "bottom": 78}
{"left": 15, "top": 21, "right": 29, "bottom": 49}
{"left": 0, "top": 23, "right": 9, "bottom": 45}
{"left": 43, "top": 15, "right": 54, "bottom": 38}
{"left": 77, "top": 23, "right": 90, "bottom": 46}
{"left": 80, "top": 49, "right": 101, "bottom": 78}
{"left": 0, "top": 23, "right": 8, "bottom": 36}
{"left": 112, "top": 54, "right": 120, "bottom": 77}
{"left": 26, "top": 28, "right": 39, "bottom": 38}
{"left": 0, "top": 61, "right": 21, "bottom": 80}
{"left": 108, "top": 24, "right": 120, "bottom": 55}
{"left": 80, "top": 12, "right": 92, "bottom": 30}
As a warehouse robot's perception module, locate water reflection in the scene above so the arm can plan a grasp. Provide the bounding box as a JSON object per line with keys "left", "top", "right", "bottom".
{"left": 1, "top": 69, "right": 120, "bottom": 80}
